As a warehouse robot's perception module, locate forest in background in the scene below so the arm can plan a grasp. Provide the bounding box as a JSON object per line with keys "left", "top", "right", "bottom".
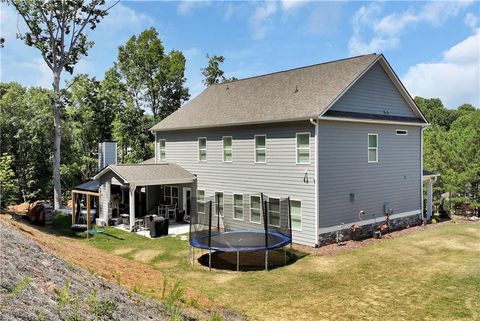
{"left": 0, "top": 30, "right": 479, "bottom": 210}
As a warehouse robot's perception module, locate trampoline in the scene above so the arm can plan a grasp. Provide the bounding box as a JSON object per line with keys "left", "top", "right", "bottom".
{"left": 190, "top": 230, "right": 291, "bottom": 252}
{"left": 189, "top": 193, "right": 293, "bottom": 271}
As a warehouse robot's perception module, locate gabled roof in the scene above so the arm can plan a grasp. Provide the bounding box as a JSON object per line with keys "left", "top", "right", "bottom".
{"left": 151, "top": 53, "right": 426, "bottom": 132}
{"left": 93, "top": 163, "right": 196, "bottom": 186}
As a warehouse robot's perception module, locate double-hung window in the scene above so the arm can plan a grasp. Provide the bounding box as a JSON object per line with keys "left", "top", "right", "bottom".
{"left": 268, "top": 198, "right": 281, "bottom": 227}
{"left": 196, "top": 190, "right": 205, "bottom": 214}
{"left": 290, "top": 200, "right": 302, "bottom": 231}
{"left": 159, "top": 139, "right": 166, "bottom": 161}
{"left": 223, "top": 136, "right": 232, "bottom": 162}
{"left": 368, "top": 134, "right": 378, "bottom": 163}
{"left": 296, "top": 133, "right": 310, "bottom": 164}
{"left": 164, "top": 186, "right": 179, "bottom": 205}
{"left": 250, "top": 196, "right": 261, "bottom": 223}
{"left": 233, "top": 194, "right": 244, "bottom": 220}
{"left": 198, "top": 137, "right": 207, "bottom": 161}
{"left": 255, "top": 135, "right": 266, "bottom": 163}
{"left": 214, "top": 192, "right": 224, "bottom": 217}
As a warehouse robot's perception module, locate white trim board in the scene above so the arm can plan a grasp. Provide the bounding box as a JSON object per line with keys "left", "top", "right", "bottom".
{"left": 318, "top": 209, "right": 421, "bottom": 234}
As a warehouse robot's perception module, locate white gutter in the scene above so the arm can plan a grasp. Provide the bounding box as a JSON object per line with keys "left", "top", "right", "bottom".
{"left": 309, "top": 118, "right": 319, "bottom": 247}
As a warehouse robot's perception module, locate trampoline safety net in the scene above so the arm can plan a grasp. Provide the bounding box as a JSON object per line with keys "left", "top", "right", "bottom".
{"left": 189, "top": 193, "right": 292, "bottom": 252}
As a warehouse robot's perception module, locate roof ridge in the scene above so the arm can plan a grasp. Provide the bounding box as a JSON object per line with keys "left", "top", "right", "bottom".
{"left": 213, "top": 53, "right": 377, "bottom": 85}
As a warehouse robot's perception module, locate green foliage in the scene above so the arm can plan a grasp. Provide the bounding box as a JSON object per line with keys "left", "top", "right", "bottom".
{"left": 0, "top": 83, "right": 54, "bottom": 202}
{"left": 421, "top": 98, "right": 479, "bottom": 208}
{"left": 117, "top": 27, "right": 189, "bottom": 120}
{"left": 88, "top": 289, "right": 117, "bottom": 320}
{"left": 201, "top": 54, "right": 237, "bottom": 86}
{"left": 7, "top": 276, "right": 31, "bottom": 298}
{"left": 54, "top": 280, "right": 71, "bottom": 308}
{"left": 0, "top": 153, "right": 18, "bottom": 208}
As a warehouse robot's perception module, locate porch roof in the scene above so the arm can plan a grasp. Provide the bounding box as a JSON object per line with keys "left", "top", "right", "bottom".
{"left": 93, "top": 163, "right": 196, "bottom": 186}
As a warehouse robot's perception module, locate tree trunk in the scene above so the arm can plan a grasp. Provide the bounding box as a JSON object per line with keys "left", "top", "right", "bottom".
{"left": 53, "top": 71, "right": 62, "bottom": 210}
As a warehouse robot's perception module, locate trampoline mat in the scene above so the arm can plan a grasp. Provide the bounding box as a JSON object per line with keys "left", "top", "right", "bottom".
{"left": 190, "top": 230, "right": 291, "bottom": 251}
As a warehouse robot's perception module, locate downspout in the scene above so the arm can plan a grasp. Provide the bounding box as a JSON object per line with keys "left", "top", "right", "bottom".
{"left": 309, "top": 118, "right": 319, "bottom": 247}
{"left": 153, "top": 131, "right": 158, "bottom": 164}
{"left": 420, "top": 126, "right": 425, "bottom": 223}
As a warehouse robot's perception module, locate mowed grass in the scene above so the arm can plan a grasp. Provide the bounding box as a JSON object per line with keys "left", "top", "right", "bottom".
{"left": 54, "top": 216, "right": 480, "bottom": 321}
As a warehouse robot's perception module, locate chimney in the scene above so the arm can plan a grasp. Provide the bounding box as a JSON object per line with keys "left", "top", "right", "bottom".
{"left": 98, "top": 141, "right": 117, "bottom": 170}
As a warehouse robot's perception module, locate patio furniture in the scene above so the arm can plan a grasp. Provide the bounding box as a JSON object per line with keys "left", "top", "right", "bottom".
{"left": 121, "top": 214, "right": 129, "bottom": 225}
{"left": 144, "top": 214, "right": 157, "bottom": 230}
{"left": 167, "top": 203, "right": 178, "bottom": 220}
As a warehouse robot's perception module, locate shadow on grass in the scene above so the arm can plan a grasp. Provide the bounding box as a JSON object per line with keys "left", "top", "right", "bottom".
{"left": 197, "top": 248, "right": 309, "bottom": 272}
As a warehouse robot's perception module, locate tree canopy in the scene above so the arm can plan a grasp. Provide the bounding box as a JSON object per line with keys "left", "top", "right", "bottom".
{"left": 201, "top": 54, "right": 237, "bottom": 86}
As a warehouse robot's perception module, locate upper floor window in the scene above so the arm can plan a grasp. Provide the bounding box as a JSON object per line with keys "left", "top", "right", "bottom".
{"left": 159, "top": 139, "right": 166, "bottom": 161}
{"left": 296, "top": 133, "right": 310, "bottom": 164}
{"left": 368, "top": 133, "right": 378, "bottom": 163}
{"left": 198, "top": 137, "right": 207, "bottom": 161}
{"left": 255, "top": 135, "right": 266, "bottom": 163}
{"left": 223, "top": 136, "right": 232, "bottom": 162}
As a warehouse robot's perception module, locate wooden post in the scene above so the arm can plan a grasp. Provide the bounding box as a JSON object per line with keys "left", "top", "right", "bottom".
{"left": 86, "top": 194, "right": 91, "bottom": 239}
{"left": 71, "top": 191, "right": 76, "bottom": 225}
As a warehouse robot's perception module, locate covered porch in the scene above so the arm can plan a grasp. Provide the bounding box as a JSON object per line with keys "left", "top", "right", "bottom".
{"left": 93, "top": 163, "right": 196, "bottom": 236}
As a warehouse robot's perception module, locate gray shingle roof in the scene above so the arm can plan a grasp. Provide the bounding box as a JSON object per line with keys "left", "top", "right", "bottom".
{"left": 93, "top": 163, "right": 195, "bottom": 186}
{"left": 151, "top": 54, "right": 380, "bottom": 131}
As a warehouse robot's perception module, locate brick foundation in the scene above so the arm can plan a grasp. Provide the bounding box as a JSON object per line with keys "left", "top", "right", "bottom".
{"left": 318, "top": 214, "right": 422, "bottom": 246}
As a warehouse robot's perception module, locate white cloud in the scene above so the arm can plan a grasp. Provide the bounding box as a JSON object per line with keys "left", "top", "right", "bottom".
{"left": 349, "top": 1, "right": 474, "bottom": 55}
{"left": 402, "top": 29, "right": 480, "bottom": 107}
{"left": 282, "top": 0, "right": 306, "bottom": 11}
{"left": 177, "top": 0, "right": 211, "bottom": 16}
{"left": 249, "top": 1, "right": 278, "bottom": 40}
{"left": 465, "top": 12, "right": 479, "bottom": 29}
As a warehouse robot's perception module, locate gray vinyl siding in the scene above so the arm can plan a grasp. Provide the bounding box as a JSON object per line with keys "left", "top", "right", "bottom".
{"left": 156, "top": 121, "right": 317, "bottom": 246}
{"left": 330, "top": 62, "right": 416, "bottom": 117}
{"left": 318, "top": 121, "right": 421, "bottom": 230}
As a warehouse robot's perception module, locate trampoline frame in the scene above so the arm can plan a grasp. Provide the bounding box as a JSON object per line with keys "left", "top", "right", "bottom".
{"left": 189, "top": 194, "right": 293, "bottom": 271}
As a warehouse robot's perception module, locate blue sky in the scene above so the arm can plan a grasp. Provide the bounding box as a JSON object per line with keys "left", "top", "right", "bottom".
{"left": 1, "top": 1, "right": 479, "bottom": 108}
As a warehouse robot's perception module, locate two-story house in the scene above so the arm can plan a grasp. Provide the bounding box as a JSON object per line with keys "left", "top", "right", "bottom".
{"left": 95, "top": 53, "right": 430, "bottom": 247}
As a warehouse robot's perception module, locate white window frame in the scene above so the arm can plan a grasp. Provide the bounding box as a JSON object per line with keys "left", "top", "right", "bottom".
{"left": 268, "top": 197, "right": 281, "bottom": 228}
{"left": 396, "top": 129, "right": 408, "bottom": 135}
{"left": 289, "top": 199, "right": 302, "bottom": 231}
{"left": 232, "top": 193, "right": 244, "bottom": 221}
{"left": 249, "top": 195, "right": 262, "bottom": 224}
{"left": 164, "top": 186, "right": 179, "bottom": 205}
{"left": 254, "top": 134, "right": 267, "bottom": 163}
{"left": 159, "top": 139, "right": 166, "bottom": 161}
{"left": 368, "top": 133, "right": 378, "bottom": 163}
{"left": 196, "top": 189, "right": 205, "bottom": 214}
{"left": 222, "top": 136, "right": 233, "bottom": 163}
{"left": 214, "top": 191, "right": 224, "bottom": 217}
{"left": 198, "top": 137, "right": 207, "bottom": 162}
{"left": 296, "top": 132, "right": 311, "bottom": 165}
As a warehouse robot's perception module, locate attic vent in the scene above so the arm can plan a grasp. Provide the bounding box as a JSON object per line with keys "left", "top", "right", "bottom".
{"left": 396, "top": 129, "right": 408, "bottom": 135}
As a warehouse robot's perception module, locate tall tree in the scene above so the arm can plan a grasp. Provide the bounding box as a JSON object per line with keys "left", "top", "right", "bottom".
{"left": 116, "top": 27, "right": 189, "bottom": 120}
{"left": 5, "top": 0, "right": 116, "bottom": 209}
{"left": 201, "top": 54, "right": 237, "bottom": 86}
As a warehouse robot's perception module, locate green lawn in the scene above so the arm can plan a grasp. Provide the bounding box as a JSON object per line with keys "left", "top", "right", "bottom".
{"left": 54, "top": 216, "right": 480, "bottom": 321}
